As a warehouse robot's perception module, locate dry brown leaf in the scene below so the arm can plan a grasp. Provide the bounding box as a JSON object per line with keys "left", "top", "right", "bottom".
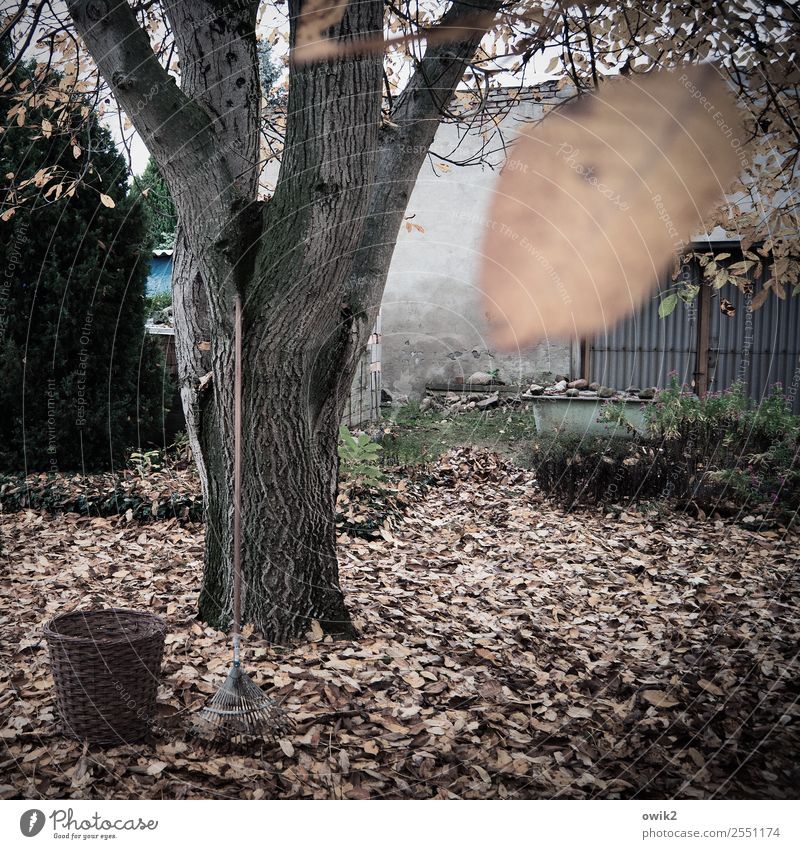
{"left": 146, "top": 760, "right": 167, "bottom": 776}
{"left": 642, "top": 689, "right": 680, "bottom": 708}
{"left": 480, "top": 65, "right": 743, "bottom": 348}
{"left": 697, "top": 678, "right": 724, "bottom": 696}
{"left": 306, "top": 619, "right": 325, "bottom": 641}
{"left": 1, "top": 446, "right": 796, "bottom": 800}
{"left": 750, "top": 287, "right": 769, "bottom": 310}
{"left": 99, "top": 193, "right": 115, "bottom": 208}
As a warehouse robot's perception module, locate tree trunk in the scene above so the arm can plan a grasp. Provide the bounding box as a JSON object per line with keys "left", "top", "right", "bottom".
{"left": 192, "top": 0, "right": 384, "bottom": 642}
{"left": 68, "top": 0, "right": 500, "bottom": 643}
{"left": 197, "top": 348, "right": 354, "bottom": 642}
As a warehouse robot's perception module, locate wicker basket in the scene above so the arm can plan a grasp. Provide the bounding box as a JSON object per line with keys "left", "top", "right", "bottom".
{"left": 44, "top": 608, "right": 167, "bottom": 745}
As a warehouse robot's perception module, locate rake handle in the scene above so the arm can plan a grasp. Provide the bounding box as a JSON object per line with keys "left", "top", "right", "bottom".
{"left": 233, "top": 291, "right": 242, "bottom": 664}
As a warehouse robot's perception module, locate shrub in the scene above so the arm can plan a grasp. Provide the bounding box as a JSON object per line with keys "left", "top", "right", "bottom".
{"left": 532, "top": 434, "right": 674, "bottom": 507}
{"left": 533, "top": 380, "right": 800, "bottom": 519}
{"left": 130, "top": 156, "right": 177, "bottom": 251}
{"left": 338, "top": 425, "right": 383, "bottom": 484}
{"left": 0, "top": 59, "right": 167, "bottom": 472}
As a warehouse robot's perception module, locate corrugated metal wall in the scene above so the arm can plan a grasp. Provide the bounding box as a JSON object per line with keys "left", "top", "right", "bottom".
{"left": 710, "top": 280, "right": 800, "bottom": 410}
{"left": 589, "top": 264, "right": 700, "bottom": 392}
{"left": 341, "top": 312, "right": 382, "bottom": 428}
{"left": 589, "top": 255, "right": 800, "bottom": 412}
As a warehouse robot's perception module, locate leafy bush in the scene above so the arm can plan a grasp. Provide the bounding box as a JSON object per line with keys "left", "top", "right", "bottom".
{"left": 0, "top": 59, "right": 166, "bottom": 472}
{"left": 0, "top": 472, "right": 203, "bottom": 522}
{"left": 338, "top": 425, "right": 383, "bottom": 483}
{"left": 532, "top": 434, "right": 674, "bottom": 507}
{"left": 533, "top": 380, "right": 800, "bottom": 519}
{"left": 145, "top": 292, "right": 173, "bottom": 313}
{"left": 130, "top": 156, "right": 177, "bottom": 250}
{"left": 129, "top": 449, "right": 163, "bottom": 479}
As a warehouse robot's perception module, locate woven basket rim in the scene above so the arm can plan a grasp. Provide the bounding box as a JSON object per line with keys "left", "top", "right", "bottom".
{"left": 43, "top": 607, "right": 166, "bottom": 644}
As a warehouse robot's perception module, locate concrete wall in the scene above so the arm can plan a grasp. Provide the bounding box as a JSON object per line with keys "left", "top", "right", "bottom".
{"left": 380, "top": 88, "right": 576, "bottom": 400}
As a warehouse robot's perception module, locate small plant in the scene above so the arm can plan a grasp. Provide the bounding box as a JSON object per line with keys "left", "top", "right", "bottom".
{"left": 128, "top": 449, "right": 163, "bottom": 479}
{"left": 338, "top": 426, "right": 383, "bottom": 483}
{"left": 144, "top": 292, "right": 172, "bottom": 314}
{"left": 534, "top": 380, "right": 800, "bottom": 519}
{"left": 597, "top": 399, "right": 638, "bottom": 433}
{"left": 165, "top": 431, "right": 192, "bottom": 467}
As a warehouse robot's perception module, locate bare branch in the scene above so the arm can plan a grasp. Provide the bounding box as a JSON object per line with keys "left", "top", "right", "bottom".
{"left": 65, "top": 0, "right": 228, "bottom": 210}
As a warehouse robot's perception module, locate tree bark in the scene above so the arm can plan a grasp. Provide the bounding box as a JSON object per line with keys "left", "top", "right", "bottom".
{"left": 194, "top": 0, "right": 385, "bottom": 641}
{"left": 69, "top": 0, "right": 500, "bottom": 642}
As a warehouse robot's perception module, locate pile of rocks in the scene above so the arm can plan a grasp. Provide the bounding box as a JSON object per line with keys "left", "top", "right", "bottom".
{"left": 419, "top": 390, "right": 504, "bottom": 416}
{"left": 417, "top": 370, "right": 509, "bottom": 415}
{"left": 147, "top": 305, "right": 174, "bottom": 327}
{"left": 409, "top": 371, "right": 658, "bottom": 419}
{"left": 523, "top": 375, "right": 656, "bottom": 401}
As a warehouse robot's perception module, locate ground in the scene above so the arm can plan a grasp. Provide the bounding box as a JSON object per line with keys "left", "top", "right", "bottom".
{"left": 379, "top": 405, "right": 537, "bottom": 466}
{"left": 1, "top": 450, "right": 798, "bottom": 799}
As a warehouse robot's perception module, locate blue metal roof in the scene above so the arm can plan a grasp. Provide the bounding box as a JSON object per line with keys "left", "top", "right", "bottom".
{"left": 146, "top": 254, "right": 172, "bottom": 295}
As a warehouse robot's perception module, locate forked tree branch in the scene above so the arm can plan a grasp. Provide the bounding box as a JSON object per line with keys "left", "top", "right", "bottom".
{"left": 66, "top": 0, "right": 232, "bottom": 215}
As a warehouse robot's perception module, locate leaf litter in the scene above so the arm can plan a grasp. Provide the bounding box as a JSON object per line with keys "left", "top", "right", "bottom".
{"left": 1, "top": 448, "right": 798, "bottom": 799}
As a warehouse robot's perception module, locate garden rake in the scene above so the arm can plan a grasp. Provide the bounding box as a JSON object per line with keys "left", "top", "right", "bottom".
{"left": 199, "top": 292, "right": 292, "bottom": 741}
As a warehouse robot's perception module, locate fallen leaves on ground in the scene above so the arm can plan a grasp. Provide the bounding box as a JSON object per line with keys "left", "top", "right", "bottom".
{"left": 1, "top": 449, "right": 798, "bottom": 799}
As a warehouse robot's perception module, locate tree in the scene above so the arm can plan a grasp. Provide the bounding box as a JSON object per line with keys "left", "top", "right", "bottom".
{"left": 0, "top": 42, "right": 165, "bottom": 472}
{"left": 132, "top": 156, "right": 177, "bottom": 251}
{"left": 50, "top": 0, "right": 505, "bottom": 642}
{"left": 2, "top": 2, "right": 796, "bottom": 640}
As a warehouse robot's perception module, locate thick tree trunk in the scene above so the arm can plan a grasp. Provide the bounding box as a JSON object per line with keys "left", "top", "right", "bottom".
{"left": 193, "top": 0, "right": 384, "bottom": 642}
{"left": 69, "top": 0, "right": 500, "bottom": 643}
{"left": 197, "top": 351, "right": 353, "bottom": 641}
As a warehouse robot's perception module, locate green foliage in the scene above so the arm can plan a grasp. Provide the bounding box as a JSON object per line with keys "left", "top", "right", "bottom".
{"left": 131, "top": 156, "right": 177, "bottom": 250}
{"left": 597, "top": 399, "right": 639, "bottom": 433}
{"left": 658, "top": 292, "right": 678, "bottom": 317}
{"left": 649, "top": 378, "right": 800, "bottom": 512}
{"left": 0, "top": 60, "right": 167, "bottom": 471}
{"left": 128, "top": 448, "right": 162, "bottom": 479}
{"left": 380, "top": 404, "right": 537, "bottom": 467}
{"left": 532, "top": 434, "right": 670, "bottom": 507}
{"left": 338, "top": 425, "right": 383, "bottom": 483}
{"left": 0, "top": 472, "right": 203, "bottom": 522}
{"left": 534, "top": 380, "right": 800, "bottom": 519}
{"left": 144, "top": 291, "right": 172, "bottom": 314}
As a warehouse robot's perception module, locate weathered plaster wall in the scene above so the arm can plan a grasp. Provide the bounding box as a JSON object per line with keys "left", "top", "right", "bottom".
{"left": 380, "top": 88, "right": 576, "bottom": 400}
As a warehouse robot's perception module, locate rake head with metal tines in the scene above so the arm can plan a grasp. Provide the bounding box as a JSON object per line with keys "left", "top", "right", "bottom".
{"left": 199, "top": 662, "right": 292, "bottom": 741}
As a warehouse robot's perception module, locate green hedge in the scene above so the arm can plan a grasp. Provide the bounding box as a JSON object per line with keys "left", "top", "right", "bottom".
{"left": 0, "top": 55, "right": 167, "bottom": 472}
